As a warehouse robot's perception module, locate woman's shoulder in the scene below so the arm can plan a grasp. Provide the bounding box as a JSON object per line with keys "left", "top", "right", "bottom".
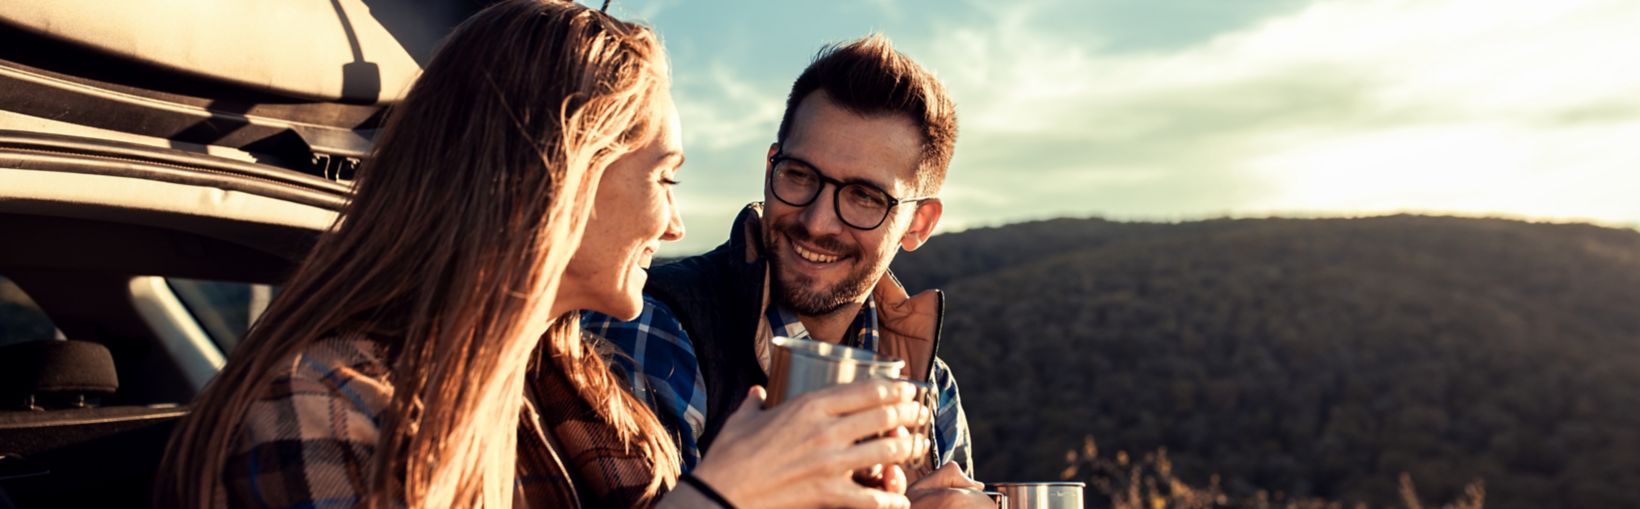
{"left": 266, "top": 333, "right": 394, "bottom": 408}
{"left": 224, "top": 333, "right": 394, "bottom": 507}
{"left": 237, "top": 333, "right": 396, "bottom": 446}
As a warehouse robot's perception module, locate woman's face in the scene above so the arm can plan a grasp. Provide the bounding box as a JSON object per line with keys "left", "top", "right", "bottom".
{"left": 556, "top": 89, "right": 686, "bottom": 320}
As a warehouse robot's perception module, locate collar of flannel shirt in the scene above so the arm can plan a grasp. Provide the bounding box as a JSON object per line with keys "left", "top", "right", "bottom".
{"left": 755, "top": 296, "right": 880, "bottom": 377}
{"left": 765, "top": 297, "right": 879, "bottom": 350}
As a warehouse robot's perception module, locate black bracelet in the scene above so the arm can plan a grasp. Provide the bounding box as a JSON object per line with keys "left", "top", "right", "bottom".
{"left": 679, "top": 473, "right": 738, "bottom": 509}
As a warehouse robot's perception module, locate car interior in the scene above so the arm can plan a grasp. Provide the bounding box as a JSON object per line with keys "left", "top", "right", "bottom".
{"left": 0, "top": 2, "right": 482, "bottom": 506}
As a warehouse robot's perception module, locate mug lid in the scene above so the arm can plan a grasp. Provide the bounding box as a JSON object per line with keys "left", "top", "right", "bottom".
{"left": 772, "top": 336, "right": 903, "bottom": 367}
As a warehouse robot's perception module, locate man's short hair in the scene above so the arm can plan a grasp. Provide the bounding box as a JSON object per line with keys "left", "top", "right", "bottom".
{"left": 776, "top": 34, "right": 957, "bottom": 196}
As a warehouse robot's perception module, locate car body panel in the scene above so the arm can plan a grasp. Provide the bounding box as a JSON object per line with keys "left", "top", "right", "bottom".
{"left": 0, "top": 0, "right": 474, "bottom": 104}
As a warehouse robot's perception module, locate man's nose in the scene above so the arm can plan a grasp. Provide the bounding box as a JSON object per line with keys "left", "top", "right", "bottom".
{"left": 797, "top": 184, "right": 845, "bottom": 235}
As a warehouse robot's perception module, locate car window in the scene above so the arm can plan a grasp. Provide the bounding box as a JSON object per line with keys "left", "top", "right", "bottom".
{"left": 0, "top": 275, "right": 59, "bottom": 347}
{"left": 164, "top": 278, "right": 278, "bottom": 354}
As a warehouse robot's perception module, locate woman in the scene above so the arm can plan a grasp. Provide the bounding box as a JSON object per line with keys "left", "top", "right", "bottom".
{"left": 155, "top": 1, "right": 927, "bottom": 507}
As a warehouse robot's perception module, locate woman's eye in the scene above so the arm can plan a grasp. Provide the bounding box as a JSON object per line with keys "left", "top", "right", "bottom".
{"left": 660, "top": 177, "right": 681, "bottom": 186}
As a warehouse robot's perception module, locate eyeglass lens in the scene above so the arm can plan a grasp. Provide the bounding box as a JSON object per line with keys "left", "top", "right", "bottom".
{"left": 770, "top": 161, "right": 893, "bottom": 229}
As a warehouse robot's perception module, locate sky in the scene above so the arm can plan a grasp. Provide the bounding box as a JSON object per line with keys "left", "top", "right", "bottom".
{"left": 584, "top": 0, "right": 1640, "bottom": 255}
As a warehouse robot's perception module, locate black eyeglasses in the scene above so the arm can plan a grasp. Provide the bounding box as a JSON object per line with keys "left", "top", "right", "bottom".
{"left": 766, "top": 152, "right": 931, "bottom": 230}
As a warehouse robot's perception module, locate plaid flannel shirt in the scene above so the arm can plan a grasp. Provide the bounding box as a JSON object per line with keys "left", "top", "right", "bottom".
{"left": 222, "top": 334, "right": 651, "bottom": 509}
{"left": 223, "top": 335, "right": 393, "bottom": 509}
{"left": 584, "top": 294, "right": 972, "bottom": 473}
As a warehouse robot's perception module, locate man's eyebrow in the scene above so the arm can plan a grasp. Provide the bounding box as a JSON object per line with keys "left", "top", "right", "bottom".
{"left": 783, "top": 154, "right": 891, "bottom": 191}
{"left": 839, "top": 175, "right": 891, "bottom": 191}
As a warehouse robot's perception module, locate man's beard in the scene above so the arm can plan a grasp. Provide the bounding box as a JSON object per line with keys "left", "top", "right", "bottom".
{"left": 764, "top": 218, "right": 879, "bottom": 316}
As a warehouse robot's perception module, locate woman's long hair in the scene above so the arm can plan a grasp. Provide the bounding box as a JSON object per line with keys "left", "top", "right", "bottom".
{"left": 157, "top": 1, "right": 680, "bottom": 507}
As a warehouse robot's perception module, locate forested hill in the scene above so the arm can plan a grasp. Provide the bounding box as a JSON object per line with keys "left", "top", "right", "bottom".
{"left": 891, "top": 216, "right": 1640, "bottom": 508}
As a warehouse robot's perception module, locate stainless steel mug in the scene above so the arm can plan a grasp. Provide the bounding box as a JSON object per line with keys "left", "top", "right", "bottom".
{"left": 989, "top": 482, "right": 1084, "bottom": 509}
{"left": 765, "top": 337, "right": 937, "bottom": 472}
{"left": 764, "top": 336, "right": 904, "bottom": 407}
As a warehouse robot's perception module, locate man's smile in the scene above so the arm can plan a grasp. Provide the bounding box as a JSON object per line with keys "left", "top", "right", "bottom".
{"left": 791, "top": 238, "right": 843, "bottom": 264}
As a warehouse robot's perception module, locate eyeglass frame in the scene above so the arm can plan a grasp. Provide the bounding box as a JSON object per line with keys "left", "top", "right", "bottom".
{"left": 765, "top": 151, "right": 934, "bottom": 230}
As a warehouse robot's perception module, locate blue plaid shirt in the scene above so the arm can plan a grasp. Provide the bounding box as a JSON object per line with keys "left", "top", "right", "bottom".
{"left": 583, "top": 295, "right": 972, "bottom": 473}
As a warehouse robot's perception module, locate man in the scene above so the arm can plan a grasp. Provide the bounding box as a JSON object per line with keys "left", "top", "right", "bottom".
{"left": 585, "top": 34, "right": 987, "bottom": 504}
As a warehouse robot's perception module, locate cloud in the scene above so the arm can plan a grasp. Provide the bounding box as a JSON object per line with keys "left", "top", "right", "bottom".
{"left": 657, "top": 62, "right": 788, "bottom": 254}
{"left": 649, "top": 0, "right": 1640, "bottom": 254}
{"left": 672, "top": 63, "right": 786, "bottom": 153}
{"left": 902, "top": 0, "right": 1640, "bottom": 232}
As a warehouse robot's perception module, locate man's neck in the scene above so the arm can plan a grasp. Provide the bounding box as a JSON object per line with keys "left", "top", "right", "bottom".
{"left": 796, "top": 300, "right": 864, "bottom": 345}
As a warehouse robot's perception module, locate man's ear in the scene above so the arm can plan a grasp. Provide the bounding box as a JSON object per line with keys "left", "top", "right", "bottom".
{"left": 899, "top": 198, "right": 942, "bottom": 252}
{"left": 765, "top": 143, "right": 779, "bottom": 176}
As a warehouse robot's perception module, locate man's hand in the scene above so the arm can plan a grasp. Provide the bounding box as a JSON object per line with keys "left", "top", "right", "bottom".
{"left": 907, "top": 463, "right": 992, "bottom": 508}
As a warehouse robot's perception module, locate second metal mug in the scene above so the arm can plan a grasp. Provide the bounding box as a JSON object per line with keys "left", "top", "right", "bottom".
{"left": 988, "top": 482, "right": 1085, "bottom": 509}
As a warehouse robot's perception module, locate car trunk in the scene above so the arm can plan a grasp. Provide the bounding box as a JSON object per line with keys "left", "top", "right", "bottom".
{"left": 0, "top": 3, "right": 484, "bottom": 507}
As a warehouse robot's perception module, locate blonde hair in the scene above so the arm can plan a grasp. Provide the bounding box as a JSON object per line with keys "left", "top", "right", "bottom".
{"left": 156, "top": 1, "right": 680, "bottom": 507}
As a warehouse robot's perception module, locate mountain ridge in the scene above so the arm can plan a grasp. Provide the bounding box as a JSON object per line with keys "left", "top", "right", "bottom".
{"left": 891, "top": 215, "right": 1640, "bottom": 508}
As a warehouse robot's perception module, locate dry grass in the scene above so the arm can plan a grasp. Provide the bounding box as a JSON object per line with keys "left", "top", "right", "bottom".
{"left": 1060, "top": 435, "right": 1485, "bottom": 509}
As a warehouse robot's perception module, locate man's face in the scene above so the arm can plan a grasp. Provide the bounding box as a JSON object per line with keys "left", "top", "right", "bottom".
{"left": 762, "top": 90, "right": 940, "bottom": 316}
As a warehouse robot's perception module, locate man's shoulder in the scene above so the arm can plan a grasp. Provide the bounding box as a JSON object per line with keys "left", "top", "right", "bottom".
{"left": 647, "top": 249, "right": 730, "bottom": 291}
{"left": 646, "top": 244, "right": 762, "bottom": 322}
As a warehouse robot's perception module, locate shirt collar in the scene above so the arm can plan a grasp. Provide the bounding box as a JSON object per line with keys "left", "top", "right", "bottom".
{"left": 755, "top": 295, "right": 881, "bottom": 376}
{"left": 763, "top": 298, "right": 879, "bottom": 351}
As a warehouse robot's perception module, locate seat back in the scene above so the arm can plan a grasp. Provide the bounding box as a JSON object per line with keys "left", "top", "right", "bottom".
{"left": 0, "top": 340, "right": 117, "bottom": 411}
{"left": 0, "top": 340, "right": 184, "bottom": 508}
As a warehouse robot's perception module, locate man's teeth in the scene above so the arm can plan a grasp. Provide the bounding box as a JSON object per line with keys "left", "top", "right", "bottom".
{"left": 793, "top": 243, "right": 840, "bottom": 264}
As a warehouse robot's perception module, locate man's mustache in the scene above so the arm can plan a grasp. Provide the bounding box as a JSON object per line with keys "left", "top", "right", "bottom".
{"left": 777, "top": 220, "right": 857, "bottom": 257}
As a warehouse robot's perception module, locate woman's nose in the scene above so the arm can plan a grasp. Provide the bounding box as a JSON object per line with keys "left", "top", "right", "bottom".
{"left": 660, "top": 204, "right": 685, "bottom": 241}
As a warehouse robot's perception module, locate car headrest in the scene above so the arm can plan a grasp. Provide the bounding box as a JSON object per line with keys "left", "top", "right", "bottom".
{"left": 0, "top": 340, "right": 117, "bottom": 410}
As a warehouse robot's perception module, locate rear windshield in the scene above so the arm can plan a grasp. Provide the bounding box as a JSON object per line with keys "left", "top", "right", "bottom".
{"left": 165, "top": 278, "right": 279, "bottom": 354}
{"left": 0, "top": 275, "right": 59, "bottom": 347}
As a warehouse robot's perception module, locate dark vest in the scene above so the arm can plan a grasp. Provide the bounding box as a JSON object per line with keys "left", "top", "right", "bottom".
{"left": 645, "top": 206, "right": 771, "bottom": 453}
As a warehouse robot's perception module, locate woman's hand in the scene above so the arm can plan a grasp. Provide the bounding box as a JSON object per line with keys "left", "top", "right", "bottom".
{"left": 688, "top": 380, "right": 931, "bottom": 509}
